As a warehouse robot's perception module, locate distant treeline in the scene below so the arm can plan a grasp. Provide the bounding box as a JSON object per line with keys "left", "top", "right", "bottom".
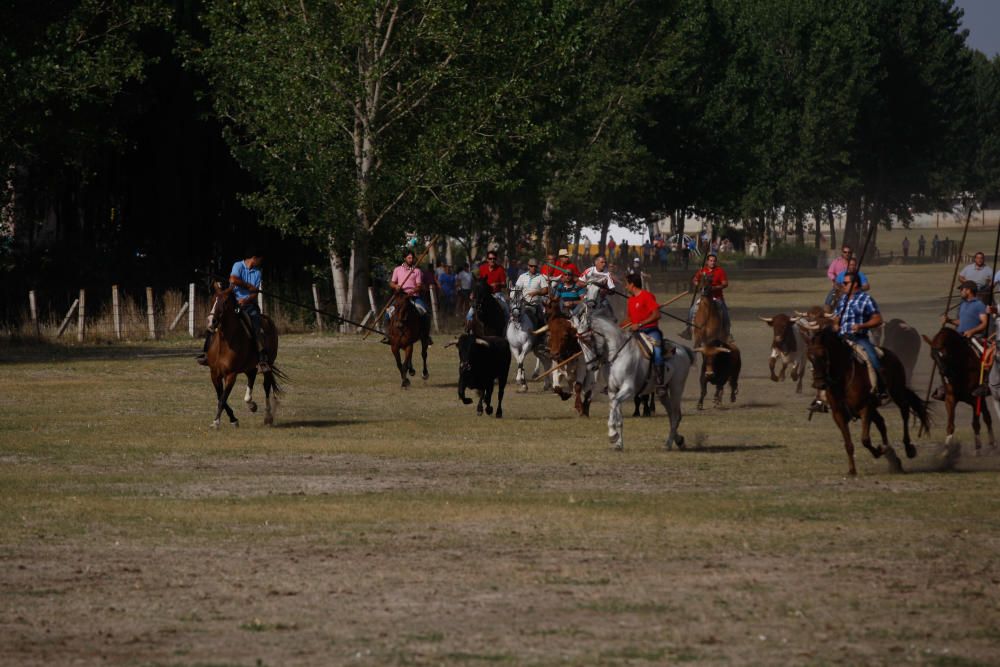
{"left": 2, "top": 0, "right": 998, "bottom": 321}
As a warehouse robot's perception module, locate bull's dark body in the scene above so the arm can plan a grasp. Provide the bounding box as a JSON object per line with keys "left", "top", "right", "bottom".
{"left": 457, "top": 334, "right": 511, "bottom": 418}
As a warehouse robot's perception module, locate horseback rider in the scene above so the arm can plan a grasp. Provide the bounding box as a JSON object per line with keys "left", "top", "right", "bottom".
{"left": 512, "top": 258, "right": 548, "bottom": 328}
{"left": 554, "top": 269, "right": 585, "bottom": 314}
{"left": 196, "top": 250, "right": 270, "bottom": 372}
{"left": 579, "top": 254, "right": 616, "bottom": 318}
{"left": 825, "top": 245, "right": 852, "bottom": 306}
{"left": 382, "top": 250, "right": 432, "bottom": 344}
{"left": 681, "top": 253, "right": 731, "bottom": 341}
{"left": 625, "top": 273, "right": 667, "bottom": 387}
{"left": 835, "top": 257, "right": 870, "bottom": 293}
{"left": 465, "top": 250, "right": 509, "bottom": 323}
{"left": 835, "top": 271, "right": 888, "bottom": 403}
{"left": 935, "top": 280, "right": 989, "bottom": 400}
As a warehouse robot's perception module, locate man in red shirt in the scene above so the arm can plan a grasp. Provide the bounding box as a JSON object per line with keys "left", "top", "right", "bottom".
{"left": 478, "top": 251, "right": 507, "bottom": 292}
{"left": 682, "top": 253, "right": 731, "bottom": 341}
{"left": 552, "top": 248, "right": 580, "bottom": 279}
{"left": 625, "top": 273, "right": 666, "bottom": 384}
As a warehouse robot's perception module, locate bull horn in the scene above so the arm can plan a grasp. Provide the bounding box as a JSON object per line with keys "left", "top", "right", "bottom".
{"left": 715, "top": 346, "right": 732, "bottom": 354}
{"left": 475, "top": 338, "right": 490, "bottom": 347}
{"left": 798, "top": 321, "right": 820, "bottom": 331}
{"left": 532, "top": 325, "right": 549, "bottom": 335}
{"left": 758, "top": 316, "right": 774, "bottom": 324}
{"left": 789, "top": 316, "right": 800, "bottom": 324}
{"left": 794, "top": 310, "right": 809, "bottom": 317}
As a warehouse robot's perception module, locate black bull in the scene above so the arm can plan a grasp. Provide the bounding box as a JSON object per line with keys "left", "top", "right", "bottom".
{"left": 457, "top": 333, "right": 511, "bottom": 418}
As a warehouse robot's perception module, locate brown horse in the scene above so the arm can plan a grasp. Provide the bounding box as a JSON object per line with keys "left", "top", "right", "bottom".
{"left": 205, "top": 284, "right": 284, "bottom": 428}
{"left": 805, "top": 324, "right": 930, "bottom": 475}
{"left": 388, "top": 292, "right": 431, "bottom": 388}
{"left": 542, "top": 302, "right": 593, "bottom": 416}
{"left": 692, "top": 284, "right": 726, "bottom": 348}
{"left": 923, "top": 327, "right": 996, "bottom": 449}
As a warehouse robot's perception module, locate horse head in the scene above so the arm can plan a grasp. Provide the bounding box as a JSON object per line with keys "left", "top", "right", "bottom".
{"left": 803, "top": 323, "right": 840, "bottom": 391}
{"left": 208, "top": 282, "right": 237, "bottom": 331}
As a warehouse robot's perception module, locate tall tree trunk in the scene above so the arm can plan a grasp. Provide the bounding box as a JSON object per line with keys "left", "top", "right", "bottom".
{"left": 598, "top": 215, "right": 611, "bottom": 255}
{"left": 813, "top": 209, "right": 823, "bottom": 249}
{"left": 826, "top": 203, "right": 837, "bottom": 249}
{"left": 795, "top": 212, "right": 805, "bottom": 246}
{"left": 347, "top": 230, "right": 372, "bottom": 325}
{"left": 329, "top": 242, "right": 350, "bottom": 332}
{"left": 843, "top": 196, "right": 862, "bottom": 251}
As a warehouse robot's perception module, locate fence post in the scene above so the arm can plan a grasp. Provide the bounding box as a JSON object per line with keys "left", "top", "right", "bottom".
{"left": 259, "top": 279, "right": 265, "bottom": 315}
{"left": 77, "top": 289, "right": 86, "bottom": 342}
{"left": 56, "top": 299, "right": 79, "bottom": 338}
{"left": 429, "top": 286, "right": 441, "bottom": 333}
{"left": 188, "top": 283, "right": 196, "bottom": 338}
{"left": 28, "top": 290, "right": 39, "bottom": 336}
{"left": 111, "top": 285, "right": 122, "bottom": 340}
{"left": 312, "top": 283, "right": 323, "bottom": 332}
{"left": 146, "top": 287, "right": 157, "bottom": 340}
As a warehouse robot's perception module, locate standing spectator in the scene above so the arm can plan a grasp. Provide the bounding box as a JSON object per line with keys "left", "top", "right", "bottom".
{"left": 606, "top": 236, "right": 616, "bottom": 262}
{"left": 438, "top": 264, "right": 456, "bottom": 314}
{"left": 456, "top": 263, "right": 474, "bottom": 316}
{"left": 620, "top": 238, "right": 629, "bottom": 262}
{"left": 932, "top": 234, "right": 940, "bottom": 258}
{"left": 918, "top": 234, "right": 926, "bottom": 257}
{"left": 643, "top": 238, "right": 653, "bottom": 264}
{"left": 902, "top": 237, "right": 910, "bottom": 258}
{"left": 582, "top": 236, "right": 592, "bottom": 260}
{"left": 748, "top": 240, "right": 759, "bottom": 257}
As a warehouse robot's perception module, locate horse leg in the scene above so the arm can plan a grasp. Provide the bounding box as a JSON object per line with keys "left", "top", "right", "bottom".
{"left": 794, "top": 361, "right": 804, "bottom": 394}
{"left": 730, "top": 374, "right": 739, "bottom": 403}
{"left": 982, "top": 407, "right": 995, "bottom": 449}
{"left": 972, "top": 409, "right": 982, "bottom": 451}
{"left": 244, "top": 369, "right": 258, "bottom": 412}
{"left": 406, "top": 343, "right": 416, "bottom": 377}
{"left": 476, "top": 390, "right": 485, "bottom": 416}
{"left": 420, "top": 339, "right": 429, "bottom": 380}
{"left": 211, "top": 370, "right": 225, "bottom": 429}
{"left": 263, "top": 370, "right": 275, "bottom": 426}
{"left": 944, "top": 392, "right": 957, "bottom": 446}
{"left": 574, "top": 381, "right": 584, "bottom": 416}
{"left": 894, "top": 395, "right": 917, "bottom": 459}
{"left": 582, "top": 388, "right": 592, "bottom": 417}
{"left": 632, "top": 395, "right": 642, "bottom": 417}
{"left": 869, "top": 408, "right": 903, "bottom": 472}
{"left": 496, "top": 373, "right": 506, "bottom": 419}
{"left": 220, "top": 372, "right": 239, "bottom": 427}
{"left": 516, "top": 360, "right": 527, "bottom": 392}
{"left": 393, "top": 345, "right": 410, "bottom": 388}
{"left": 831, "top": 407, "right": 857, "bottom": 476}
{"left": 607, "top": 384, "right": 629, "bottom": 451}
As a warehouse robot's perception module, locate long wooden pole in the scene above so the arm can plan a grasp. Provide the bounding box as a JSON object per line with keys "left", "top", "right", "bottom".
{"left": 920, "top": 206, "right": 973, "bottom": 433}
{"left": 363, "top": 236, "right": 438, "bottom": 338}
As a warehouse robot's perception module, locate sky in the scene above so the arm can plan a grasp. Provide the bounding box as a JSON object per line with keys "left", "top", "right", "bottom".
{"left": 597, "top": 0, "right": 998, "bottom": 246}
{"left": 955, "top": 0, "right": 1000, "bottom": 57}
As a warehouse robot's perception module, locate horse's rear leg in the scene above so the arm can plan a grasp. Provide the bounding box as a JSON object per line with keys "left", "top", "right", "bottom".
{"left": 895, "top": 401, "right": 917, "bottom": 459}
{"left": 832, "top": 409, "right": 857, "bottom": 476}
{"left": 495, "top": 376, "right": 506, "bottom": 418}
{"left": 263, "top": 372, "right": 275, "bottom": 426}
{"left": 420, "top": 339, "right": 429, "bottom": 380}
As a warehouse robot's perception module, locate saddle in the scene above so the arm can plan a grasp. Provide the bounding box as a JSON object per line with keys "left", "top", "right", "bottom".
{"left": 846, "top": 340, "right": 884, "bottom": 366}
{"left": 635, "top": 332, "right": 674, "bottom": 361}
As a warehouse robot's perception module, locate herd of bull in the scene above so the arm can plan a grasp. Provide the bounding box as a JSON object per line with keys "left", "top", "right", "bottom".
{"left": 449, "top": 283, "right": 995, "bottom": 473}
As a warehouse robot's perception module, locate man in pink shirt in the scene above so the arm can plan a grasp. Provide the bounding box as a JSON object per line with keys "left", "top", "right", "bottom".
{"left": 383, "top": 250, "right": 431, "bottom": 342}
{"left": 825, "top": 245, "right": 852, "bottom": 306}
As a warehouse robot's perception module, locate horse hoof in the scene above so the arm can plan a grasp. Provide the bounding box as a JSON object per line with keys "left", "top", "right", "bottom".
{"left": 401, "top": 380, "right": 410, "bottom": 389}
{"left": 517, "top": 385, "right": 528, "bottom": 393}
{"left": 904, "top": 443, "right": 917, "bottom": 459}
{"left": 485, "top": 406, "right": 493, "bottom": 415}
{"left": 496, "top": 409, "right": 502, "bottom": 419}
{"left": 211, "top": 420, "right": 220, "bottom": 430}
{"left": 264, "top": 414, "right": 274, "bottom": 426}
{"left": 422, "top": 371, "right": 429, "bottom": 380}
{"left": 675, "top": 435, "right": 685, "bottom": 449}
{"left": 696, "top": 403, "right": 704, "bottom": 411}
{"left": 408, "top": 368, "right": 416, "bottom": 377}
{"left": 231, "top": 420, "right": 239, "bottom": 428}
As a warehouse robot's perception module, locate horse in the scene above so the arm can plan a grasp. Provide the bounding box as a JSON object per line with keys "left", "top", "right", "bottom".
{"left": 803, "top": 323, "right": 931, "bottom": 475}
{"left": 574, "top": 308, "right": 692, "bottom": 450}
{"left": 544, "top": 303, "right": 594, "bottom": 416}
{"left": 505, "top": 288, "right": 551, "bottom": 392}
{"left": 692, "top": 283, "right": 727, "bottom": 348}
{"left": 468, "top": 276, "right": 506, "bottom": 337}
{"left": 387, "top": 291, "right": 430, "bottom": 388}
{"left": 205, "top": 284, "right": 285, "bottom": 428}
{"left": 922, "top": 327, "right": 995, "bottom": 450}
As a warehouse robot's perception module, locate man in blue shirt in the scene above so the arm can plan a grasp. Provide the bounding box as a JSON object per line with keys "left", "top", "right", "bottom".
{"left": 834, "top": 257, "right": 870, "bottom": 293}
{"left": 934, "top": 281, "right": 988, "bottom": 401}
{"left": 836, "top": 272, "right": 887, "bottom": 402}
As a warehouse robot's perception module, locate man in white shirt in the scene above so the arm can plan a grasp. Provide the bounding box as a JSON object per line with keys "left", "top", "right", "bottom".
{"left": 960, "top": 252, "right": 993, "bottom": 303}
{"left": 579, "top": 254, "right": 616, "bottom": 317}
{"left": 512, "top": 258, "right": 548, "bottom": 327}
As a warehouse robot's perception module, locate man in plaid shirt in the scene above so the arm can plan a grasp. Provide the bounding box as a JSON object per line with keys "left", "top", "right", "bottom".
{"left": 835, "top": 271, "right": 887, "bottom": 402}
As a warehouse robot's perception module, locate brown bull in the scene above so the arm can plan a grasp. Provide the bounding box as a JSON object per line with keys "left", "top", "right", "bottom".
{"left": 759, "top": 313, "right": 807, "bottom": 393}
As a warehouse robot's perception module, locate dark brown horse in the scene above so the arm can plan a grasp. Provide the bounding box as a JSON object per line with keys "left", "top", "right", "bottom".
{"left": 205, "top": 284, "right": 284, "bottom": 428}
{"left": 468, "top": 276, "right": 506, "bottom": 337}
{"left": 923, "top": 327, "right": 995, "bottom": 449}
{"left": 805, "top": 324, "right": 930, "bottom": 475}
{"left": 388, "top": 292, "right": 431, "bottom": 388}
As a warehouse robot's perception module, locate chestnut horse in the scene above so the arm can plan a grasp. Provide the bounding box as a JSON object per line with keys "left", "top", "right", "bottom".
{"left": 387, "top": 292, "right": 430, "bottom": 388}
{"left": 805, "top": 324, "right": 930, "bottom": 475}
{"left": 205, "top": 284, "right": 285, "bottom": 428}
{"left": 923, "top": 327, "right": 996, "bottom": 449}
{"left": 692, "top": 283, "right": 726, "bottom": 348}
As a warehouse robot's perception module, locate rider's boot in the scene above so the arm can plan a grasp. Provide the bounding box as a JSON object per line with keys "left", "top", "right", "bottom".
{"left": 875, "top": 371, "right": 889, "bottom": 406}
{"left": 654, "top": 363, "right": 666, "bottom": 389}
{"left": 195, "top": 329, "right": 214, "bottom": 366}
{"left": 255, "top": 335, "right": 271, "bottom": 373}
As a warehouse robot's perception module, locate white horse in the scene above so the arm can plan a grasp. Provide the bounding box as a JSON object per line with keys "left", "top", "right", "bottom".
{"left": 506, "top": 288, "right": 551, "bottom": 391}
{"left": 573, "top": 305, "right": 692, "bottom": 450}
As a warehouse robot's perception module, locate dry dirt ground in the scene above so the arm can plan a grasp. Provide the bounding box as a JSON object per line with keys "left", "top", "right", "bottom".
{"left": 3, "top": 253, "right": 1000, "bottom": 666}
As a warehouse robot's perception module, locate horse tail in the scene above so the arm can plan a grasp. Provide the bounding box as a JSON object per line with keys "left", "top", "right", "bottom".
{"left": 898, "top": 386, "right": 931, "bottom": 433}
{"left": 266, "top": 364, "right": 290, "bottom": 396}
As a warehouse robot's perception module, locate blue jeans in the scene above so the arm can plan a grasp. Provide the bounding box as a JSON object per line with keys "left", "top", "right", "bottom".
{"left": 243, "top": 302, "right": 263, "bottom": 338}
{"left": 849, "top": 335, "right": 881, "bottom": 372}
{"left": 641, "top": 327, "right": 663, "bottom": 366}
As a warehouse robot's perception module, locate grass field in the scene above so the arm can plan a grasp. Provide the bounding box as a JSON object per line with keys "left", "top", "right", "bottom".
{"left": 3, "top": 231, "right": 1000, "bottom": 666}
